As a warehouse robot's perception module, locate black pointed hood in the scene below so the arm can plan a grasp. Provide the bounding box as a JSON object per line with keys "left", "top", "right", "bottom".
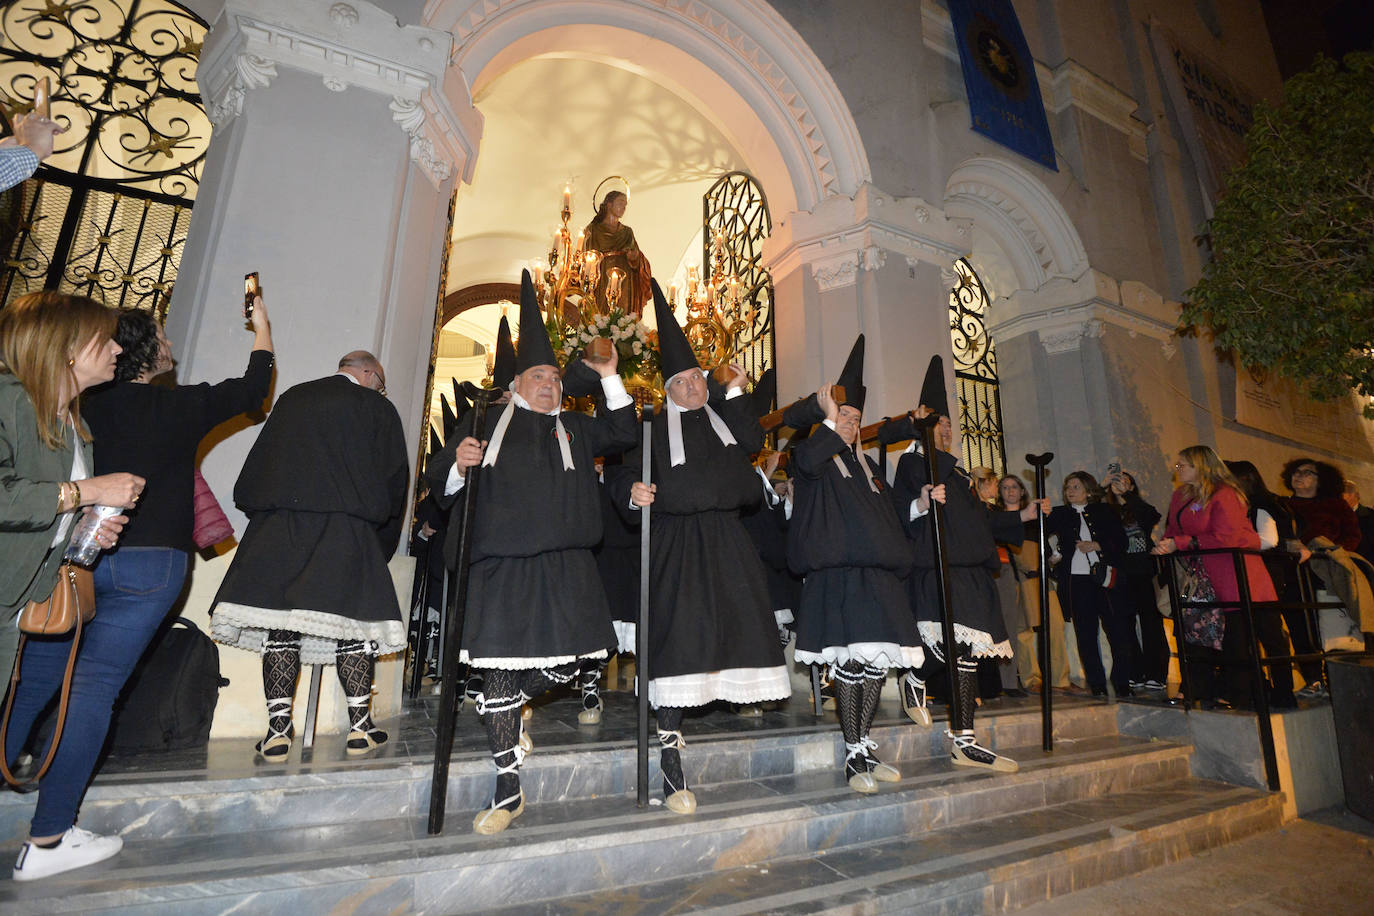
{"left": 652, "top": 278, "right": 700, "bottom": 381}
{"left": 836, "top": 334, "right": 866, "bottom": 412}
{"left": 919, "top": 355, "right": 949, "bottom": 418}
{"left": 428, "top": 424, "right": 442, "bottom": 456}
{"left": 749, "top": 367, "right": 777, "bottom": 419}
{"left": 492, "top": 315, "right": 517, "bottom": 390}
{"left": 515, "top": 268, "right": 558, "bottom": 372}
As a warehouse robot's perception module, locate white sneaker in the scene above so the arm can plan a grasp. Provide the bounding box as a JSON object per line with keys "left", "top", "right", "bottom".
{"left": 12, "top": 826, "right": 123, "bottom": 882}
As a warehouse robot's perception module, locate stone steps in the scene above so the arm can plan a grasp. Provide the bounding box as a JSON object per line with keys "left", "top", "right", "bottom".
{"left": 0, "top": 727, "right": 1218, "bottom": 914}
{"left": 0, "top": 702, "right": 1120, "bottom": 845}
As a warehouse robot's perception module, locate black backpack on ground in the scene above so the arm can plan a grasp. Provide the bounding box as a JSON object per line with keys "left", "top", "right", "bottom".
{"left": 108, "top": 617, "right": 228, "bottom": 754}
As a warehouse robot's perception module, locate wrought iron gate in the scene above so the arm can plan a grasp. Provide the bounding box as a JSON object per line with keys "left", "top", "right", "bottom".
{"left": 0, "top": 0, "right": 209, "bottom": 316}
{"left": 949, "top": 257, "right": 1007, "bottom": 475}
{"left": 702, "top": 170, "right": 774, "bottom": 388}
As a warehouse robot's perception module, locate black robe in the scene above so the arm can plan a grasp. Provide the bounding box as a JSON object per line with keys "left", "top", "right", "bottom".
{"left": 606, "top": 396, "right": 789, "bottom": 706}
{"left": 211, "top": 375, "right": 409, "bottom": 664}
{"left": 892, "top": 444, "right": 1022, "bottom": 657}
{"left": 425, "top": 399, "right": 636, "bottom": 666}
{"left": 787, "top": 425, "right": 920, "bottom": 668}
{"left": 595, "top": 465, "right": 640, "bottom": 630}
{"left": 739, "top": 471, "right": 800, "bottom": 620}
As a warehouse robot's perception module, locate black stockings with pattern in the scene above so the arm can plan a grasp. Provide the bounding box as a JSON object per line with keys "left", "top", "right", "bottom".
{"left": 336, "top": 639, "right": 377, "bottom": 735}
{"left": 859, "top": 665, "right": 885, "bottom": 736}
{"left": 578, "top": 658, "right": 606, "bottom": 711}
{"left": 261, "top": 630, "right": 300, "bottom": 741}
{"left": 953, "top": 655, "right": 979, "bottom": 733}
{"left": 833, "top": 661, "right": 868, "bottom": 778}
{"left": 655, "top": 705, "right": 687, "bottom": 797}
{"left": 477, "top": 663, "right": 580, "bottom": 811}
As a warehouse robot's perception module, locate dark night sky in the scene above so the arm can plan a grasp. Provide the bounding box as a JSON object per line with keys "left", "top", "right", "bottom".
{"left": 1262, "top": 0, "right": 1374, "bottom": 78}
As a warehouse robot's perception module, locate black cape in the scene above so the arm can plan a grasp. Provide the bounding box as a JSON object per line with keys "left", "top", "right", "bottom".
{"left": 425, "top": 398, "right": 636, "bottom": 665}
{"left": 211, "top": 375, "right": 409, "bottom": 664}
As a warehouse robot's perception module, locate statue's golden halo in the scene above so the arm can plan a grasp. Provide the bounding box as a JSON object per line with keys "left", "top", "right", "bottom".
{"left": 592, "top": 175, "right": 631, "bottom": 213}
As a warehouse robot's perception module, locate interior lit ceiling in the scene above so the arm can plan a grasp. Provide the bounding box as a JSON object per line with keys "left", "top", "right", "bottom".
{"left": 442, "top": 56, "right": 750, "bottom": 353}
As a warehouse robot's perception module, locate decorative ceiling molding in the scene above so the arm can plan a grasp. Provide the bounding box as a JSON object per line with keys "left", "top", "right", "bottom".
{"left": 201, "top": 0, "right": 481, "bottom": 187}
{"left": 425, "top": 0, "right": 871, "bottom": 211}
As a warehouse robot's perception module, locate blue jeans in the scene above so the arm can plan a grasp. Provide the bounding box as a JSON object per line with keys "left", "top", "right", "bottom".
{"left": 3, "top": 548, "right": 188, "bottom": 837}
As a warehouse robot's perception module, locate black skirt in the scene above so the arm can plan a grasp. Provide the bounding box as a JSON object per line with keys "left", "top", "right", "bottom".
{"left": 211, "top": 509, "right": 405, "bottom": 664}
{"left": 644, "top": 509, "right": 787, "bottom": 681}
{"left": 793, "top": 566, "right": 924, "bottom": 669}
{"left": 460, "top": 548, "right": 616, "bottom": 668}
{"left": 909, "top": 565, "right": 1013, "bottom": 658}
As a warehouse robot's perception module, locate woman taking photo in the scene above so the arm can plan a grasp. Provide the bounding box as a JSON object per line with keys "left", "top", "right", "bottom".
{"left": 1046, "top": 471, "right": 1139, "bottom": 698}
{"left": 1154, "top": 446, "right": 1276, "bottom": 709}
{"left": 0, "top": 291, "right": 144, "bottom": 881}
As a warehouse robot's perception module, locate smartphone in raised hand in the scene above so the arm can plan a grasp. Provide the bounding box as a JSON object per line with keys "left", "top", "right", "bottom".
{"left": 33, "top": 77, "right": 50, "bottom": 120}
{"left": 244, "top": 272, "right": 260, "bottom": 319}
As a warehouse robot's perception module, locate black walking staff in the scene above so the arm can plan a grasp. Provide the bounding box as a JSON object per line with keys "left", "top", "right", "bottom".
{"left": 1026, "top": 451, "right": 1054, "bottom": 751}
{"left": 428, "top": 381, "right": 502, "bottom": 836}
{"left": 636, "top": 404, "right": 654, "bottom": 807}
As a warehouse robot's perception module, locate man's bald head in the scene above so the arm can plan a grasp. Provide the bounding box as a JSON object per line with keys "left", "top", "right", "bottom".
{"left": 338, "top": 350, "right": 386, "bottom": 394}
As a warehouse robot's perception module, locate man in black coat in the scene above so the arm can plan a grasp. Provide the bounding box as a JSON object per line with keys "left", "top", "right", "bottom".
{"left": 212, "top": 350, "right": 409, "bottom": 761}
{"left": 610, "top": 281, "right": 789, "bottom": 814}
{"left": 426, "top": 271, "right": 637, "bottom": 835}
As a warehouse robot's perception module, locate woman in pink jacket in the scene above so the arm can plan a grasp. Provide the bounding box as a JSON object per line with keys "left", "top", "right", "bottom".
{"left": 1154, "top": 445, "right": 1276, "bottom": 709}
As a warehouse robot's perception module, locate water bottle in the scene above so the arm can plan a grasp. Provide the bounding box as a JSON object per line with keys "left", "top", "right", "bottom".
{"left": 65, "top": 504, "right": 122, "bottom": 566}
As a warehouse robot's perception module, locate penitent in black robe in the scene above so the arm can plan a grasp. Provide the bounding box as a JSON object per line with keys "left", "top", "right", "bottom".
{"left": 607, "top": 396, "right": 789, "bottom": 707}
{"left": 211, "top": 375, "right": 409, "bottom": 665}
{"left": 739, "top": 470, "right": 802, "bottom": 627}
{"left": 425, "top": 398, "right": 636, "bottom": 668}
{"left": 891, "top": 443, "right": 1023, "bottom": 658}
{"left": 787, "top": 424, "right": 923, "bottom": 670}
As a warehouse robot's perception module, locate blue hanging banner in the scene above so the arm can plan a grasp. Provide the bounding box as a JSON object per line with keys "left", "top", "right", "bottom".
{"left": 947, "top": 0, "right": 1057, "bottom": 171}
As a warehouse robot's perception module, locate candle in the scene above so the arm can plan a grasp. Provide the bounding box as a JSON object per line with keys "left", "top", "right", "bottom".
{"left": 532, "top": 262, "right": 544, "bottom": 287}
{"left": 562, "top": 186, "right": 572, "bottom": 211}
{"left": 575, "top": 230, "right": 585, "bottom": 253}
{"left": 668, "top": 283, "right": 678, "bottom": 304}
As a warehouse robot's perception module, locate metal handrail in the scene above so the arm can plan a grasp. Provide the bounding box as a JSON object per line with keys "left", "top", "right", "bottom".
{"left": 1158, "top": 545, "right": 1370, "bottom": 792}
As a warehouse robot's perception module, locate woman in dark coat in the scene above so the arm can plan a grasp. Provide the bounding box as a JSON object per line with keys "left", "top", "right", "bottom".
{"left": 1046, "top": 471, "right": 1139, "bottom": 698}
{"left": 1103, "top": 470, "right": 1167, "bottom": 692}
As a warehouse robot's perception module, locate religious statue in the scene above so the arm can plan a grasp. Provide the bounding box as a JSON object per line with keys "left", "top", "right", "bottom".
{"left": 583, "top": 188, "right": 652, "bottom": 316}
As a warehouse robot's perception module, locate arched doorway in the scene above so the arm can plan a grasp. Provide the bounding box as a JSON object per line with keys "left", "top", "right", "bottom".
{"left": 416, "top": 0, "right": 872, "bottom": 457}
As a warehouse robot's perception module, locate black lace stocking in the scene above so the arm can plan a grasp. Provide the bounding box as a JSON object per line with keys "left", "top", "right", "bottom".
{"left": 523, "top": 661, "right": 579, "bottom": 702}
{"left": 261, "top": 630, "right": 300, "bottom": 741}
{"left": 953, "top": 654, "right": 978, "bottom": 733}
{"left": 578, "top": 658, "right": 606, "bottom": 711}
{"left": 833, "top": 661, "right": 868, "bottom": 777}
{"left": 477, "top": 668, "right": 524, "bottom": 811}
{"left": 336, "top": 639, "right": 377, "bottom": 734}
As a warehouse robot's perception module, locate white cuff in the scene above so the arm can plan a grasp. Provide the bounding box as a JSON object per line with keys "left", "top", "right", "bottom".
{"left": 726, "top": 386, "right": 743, "bottom": 399}
{"left": 822, "top": 418, "right": 836, "bottom": 431}
{"left": 444, "top": 462, "right": 465, "bottom": 496}
{"left": 601, "top": 374, "right": 632, "bottom": 410}
{"left": 909, "top": 500, "right": 928, "bottom": 521}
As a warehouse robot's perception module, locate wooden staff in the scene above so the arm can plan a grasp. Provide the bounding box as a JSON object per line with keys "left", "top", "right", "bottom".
{"left": 916, "top": 415, "right": 962, "bottom": 726}
{"left": 428, "top": 383, "right": 501, "bottom": 836}
{"left": 636, "top": 405, "right": 654, "bottom": 807}
{"left": 1026, "top": 451, "right": 1055, "bottom": 752}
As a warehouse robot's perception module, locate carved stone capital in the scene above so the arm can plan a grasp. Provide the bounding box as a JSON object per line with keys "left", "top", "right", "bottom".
{"left": 1040, "top": 319, "right": 1103, "bottom": 354}
{"left": 812, "top": 252, "right": 861, "bottom": 292}
{"left": 201, "top": 0, "right": 479, "bottom": 187}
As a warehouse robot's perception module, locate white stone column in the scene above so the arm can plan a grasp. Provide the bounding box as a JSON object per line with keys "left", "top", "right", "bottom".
{"left": 166, "top": 0, "right": 482, "bottom": 738}
{"left": 172, "top": 0, "right": 481, "bottom": 531}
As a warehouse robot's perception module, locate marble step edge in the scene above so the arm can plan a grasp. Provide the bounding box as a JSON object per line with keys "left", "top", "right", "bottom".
{"left": 818, "top": 786, "right": 1286, "bottom": 916}
{"left": 11, "top": 698, "right": 1122, "bottom": 802}
{"left": 4, "top": 730, "right": 1191, "bottom": 850}
{"left": 4, "top": 777, "right": 1277, "bottom": 916}
{"left": 517, "top": 783, "right": 1285, "bottom": 916}
{"left": 0, "top": 740, "right": 1196, "bottom": 911}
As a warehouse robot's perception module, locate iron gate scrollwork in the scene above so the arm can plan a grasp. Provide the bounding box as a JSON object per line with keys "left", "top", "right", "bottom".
{"left": 949, "top": 257, "right": 1007, "bottom": 475}
{"left": 702, "top": 170, "right": 774, "bottom": 388}
{"left": 0, "top": 0, "right": 209, "bottom": 315}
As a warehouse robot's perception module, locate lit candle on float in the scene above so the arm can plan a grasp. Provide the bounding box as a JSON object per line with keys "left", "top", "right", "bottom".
{"left": 562, "top": 186, "right": 572, "bottom": 211}
{"left": 668, "top": 283, "right": 678, "bottom": 305}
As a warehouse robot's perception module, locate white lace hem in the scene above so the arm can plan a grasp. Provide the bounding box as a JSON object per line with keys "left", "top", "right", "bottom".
{"left": 649, "top": 666, "right": 791, "bottom": 707}
{"left": 212, "top": 602, "right": 406, "bottom": 665}
{"left": 614, "top": 620, "right": 637, "bottom": 654}
{"left": 794, "top": 642, "right": 925, "bottom": 671}
{"left": 463, "top": 649, "right": 608, "bottom": 670}
{"left": 917, "top": 621, "right": 1014, "bottom": 659}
